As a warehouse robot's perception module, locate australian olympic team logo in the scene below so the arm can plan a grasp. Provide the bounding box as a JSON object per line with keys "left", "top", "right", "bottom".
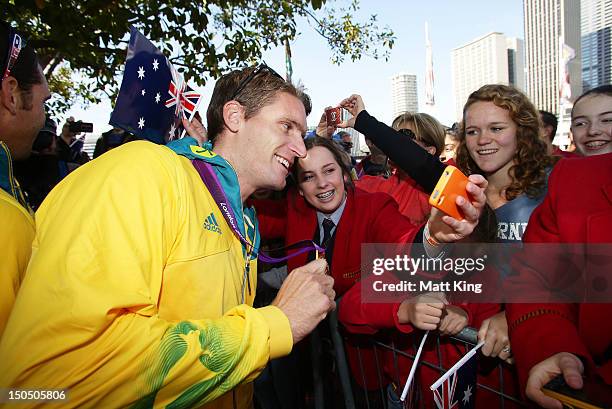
{"left": 190, "top": 145, "right": 216, "bottom": 158}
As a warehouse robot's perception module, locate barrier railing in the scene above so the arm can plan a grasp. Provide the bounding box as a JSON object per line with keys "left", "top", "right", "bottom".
{"left": 322, "top": 311, "right": 527, "bottom": 409}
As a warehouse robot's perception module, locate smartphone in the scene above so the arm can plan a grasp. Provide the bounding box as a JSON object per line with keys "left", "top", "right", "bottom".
{"left": 429, "top": 165, "right": 470, "bottom": 220}
{"left": 69, "top": 121, "right": 94, "bottom": 133}
{"left": 542, "top": 374, "right": 612, "bottom": 409}
{"left": 325, "top": 107, "right": 342, "bottom": 126}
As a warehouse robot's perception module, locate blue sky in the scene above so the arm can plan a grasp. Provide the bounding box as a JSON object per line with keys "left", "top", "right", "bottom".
{"left": 66, "top": 0, "right": 524, "bottom": 137}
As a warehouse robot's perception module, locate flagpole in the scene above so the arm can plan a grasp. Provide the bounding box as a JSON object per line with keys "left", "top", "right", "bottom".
{"left": 430, "top": 341, "right": 484, "bottom": 391}
{"left": 400, "top": 330, "right": 430, "bottom": 401}
{"left": 424, "top": 22, "right": 436, "bottom": 116}
{"left": 284, "top": 38, "right": 293, "bottom": 83}
{"left": 556, "top": 36, "right": 576, "bottom": 150}
{"left": 179, "top": 93, "right": 203, "bottom": 140}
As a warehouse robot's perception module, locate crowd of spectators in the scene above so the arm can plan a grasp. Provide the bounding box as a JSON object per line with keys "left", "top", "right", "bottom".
{"left": 1, "top": 19, "right": 611, "bottom": 409}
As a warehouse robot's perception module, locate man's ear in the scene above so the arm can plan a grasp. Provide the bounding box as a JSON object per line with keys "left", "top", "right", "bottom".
{"left": 222, "top": 100, "right": 244, "bottom": 133}
{"left": 0, "top": 77, "right": 20, "bottom": 115}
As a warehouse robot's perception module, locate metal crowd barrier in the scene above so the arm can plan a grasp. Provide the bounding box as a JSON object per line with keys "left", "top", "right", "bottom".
{"left": 312, "top": 311, "right": 528, "bottom": 409}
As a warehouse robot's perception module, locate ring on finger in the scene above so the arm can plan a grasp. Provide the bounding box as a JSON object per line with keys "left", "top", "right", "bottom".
{"left": 501, "top": 345, "right": 511, "bottom": 354}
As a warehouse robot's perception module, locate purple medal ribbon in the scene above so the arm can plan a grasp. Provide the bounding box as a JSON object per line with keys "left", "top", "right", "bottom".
{"left": 192, "top": 159, "right": 324, "bottom": 263}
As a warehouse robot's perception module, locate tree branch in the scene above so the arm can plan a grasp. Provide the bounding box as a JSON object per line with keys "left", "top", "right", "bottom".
{"left": 298, "top": 5, "right": 335, "bottom": 42}
{"left": 44, "top": 52, "right": 63, "bottom": 76}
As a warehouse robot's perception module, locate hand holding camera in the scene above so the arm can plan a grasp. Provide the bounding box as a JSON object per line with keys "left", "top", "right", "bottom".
{"left": 338, "top": 94, "right": 366, "bottom": 128}
{"left": 325, "top": 107, "right": 342, "bottom": 127}
{"left": 68, "top": 120, "right": 94, "bottom": 134}
{"left": 62, "top": 117, "right": 93, "bottom": 141}
{"left": 315, "top": 107, "right": 337, "bottom": 138}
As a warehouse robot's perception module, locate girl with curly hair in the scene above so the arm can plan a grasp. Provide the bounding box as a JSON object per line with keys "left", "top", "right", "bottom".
{"left": 456, "top": 84, "right": 558, "bottom": 243}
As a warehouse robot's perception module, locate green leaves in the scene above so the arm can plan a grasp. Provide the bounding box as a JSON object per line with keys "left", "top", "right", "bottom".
{"left": 46, "top": 64, "right": 104, "bottom": 118}
{"left": 7, "top": 0, "right": 394, "bottom": 115}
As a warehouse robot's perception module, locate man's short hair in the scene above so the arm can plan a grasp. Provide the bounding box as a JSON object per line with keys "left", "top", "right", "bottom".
{"left": 298, "top": 89, "right": 312, "bottom": 117}
{"left": 0, "top": 22, "right": 43, "bottom": 107}
{"left": 207, "top": 66, "right": 309, "bottom": 142}
{"left": 539, "top": 110, "right": 558, "bottom": 139}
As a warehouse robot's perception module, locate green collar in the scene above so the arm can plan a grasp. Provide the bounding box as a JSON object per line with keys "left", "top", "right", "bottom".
{"left": 0, "top": 141, "right": 29, "bottom": 210}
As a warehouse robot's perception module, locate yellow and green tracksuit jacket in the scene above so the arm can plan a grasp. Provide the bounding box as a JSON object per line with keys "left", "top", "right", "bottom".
{"left": 0, "top": 142, "right": 35, "bottom": 338}
{"left": 0, "top": 139, "right": 293, "bottom": 408}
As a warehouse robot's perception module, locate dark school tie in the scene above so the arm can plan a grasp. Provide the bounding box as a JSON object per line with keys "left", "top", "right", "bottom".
{"left": 321, "top": 218, "right": 335, "bottom": 248}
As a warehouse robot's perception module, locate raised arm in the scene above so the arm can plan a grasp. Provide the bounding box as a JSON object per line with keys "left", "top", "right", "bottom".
{"left": 338, "top": 94, "right": 446, "bottom": 192}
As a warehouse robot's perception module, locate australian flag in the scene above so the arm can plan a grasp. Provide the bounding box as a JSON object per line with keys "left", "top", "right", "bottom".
{"left": 431, "top": 347, "right": 478, "bottom": 409}
{"left": 110, "top": 27, "right": 201, "bottom": 144}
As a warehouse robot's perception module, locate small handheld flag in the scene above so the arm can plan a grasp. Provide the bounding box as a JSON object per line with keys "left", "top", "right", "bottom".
{"left": 400, "top": 330, "right": 430, "bottom": 401}
{"left": 430, "top": 341, "right": 483, "bottom": 409}
{"left": 110, "top": 27, "right": 202, "bottom": 144}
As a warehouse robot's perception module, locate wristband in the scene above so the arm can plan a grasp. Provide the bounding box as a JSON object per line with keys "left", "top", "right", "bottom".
{"left": 424, "top": 222, "right": 440, "bottom": 247}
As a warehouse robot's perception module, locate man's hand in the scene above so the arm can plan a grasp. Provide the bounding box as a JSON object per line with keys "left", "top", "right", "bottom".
{"left": 182, "top": 115, "right": 207, "bottom": 145}
{"left": 526, "top": 352, "right": 584, "bottom": 409}
{"left": 337, "top": 94, "right": 366, "bottom": 129}
{"left": 397, "top": 292, "right": 447, "bottom": 330}
{"left": 478, "top": 311, "right": 513, "bottom": 363}
{"left": 439, "top": 305, "right": 468, "bottom": 336}
{"left": 61, "top": 116, "right": 77, "bottom": 140}
{"left": 272, "top": 259, "right": 335, "bottom": 344}
{"left": 428, "top": 174, "right": 488, "bottom": 243}
{"left": 314, "top": 107, "right": 336, "bottom": 138}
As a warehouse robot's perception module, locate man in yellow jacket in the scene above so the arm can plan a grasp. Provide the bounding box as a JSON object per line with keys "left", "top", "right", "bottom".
{"left": 0, "top": 22, "right": 50, "bottom": 337}
{"left": 0, "top": 65, "right": 336, "bottom": 408}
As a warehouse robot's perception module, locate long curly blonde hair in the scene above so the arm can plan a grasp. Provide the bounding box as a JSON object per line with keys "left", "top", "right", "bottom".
{"left": 456, "top": 84, "right": 557, "bottom": 201}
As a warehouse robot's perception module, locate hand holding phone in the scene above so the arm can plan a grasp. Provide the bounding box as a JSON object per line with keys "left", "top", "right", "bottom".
{"left": 429, "top": 166, "right": 471, "bottom": 220}
{"left": 543, "top": 374, "right": 612, "bottom": 409}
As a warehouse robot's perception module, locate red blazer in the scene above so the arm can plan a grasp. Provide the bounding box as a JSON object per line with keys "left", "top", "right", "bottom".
{"left": 256, "top": 188, "right": 421, "bottom": 296}
{"left": 356, "top": 170, "right": 432, "bottom": 226}
{"left": 506, "top": 153, "right": 612, "bottom": 388}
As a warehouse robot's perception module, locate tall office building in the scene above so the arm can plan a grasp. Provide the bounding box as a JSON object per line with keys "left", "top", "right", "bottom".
{"left": 524, "top": 0, "right": 581, "bottom": 115}
{"left": 581, "top": 0, "right": 612, "bottom": 91}
{"left": 391, "top": 73, "right": 418, "bottom": 120}
{"left": 451, "top": 32, "right": 524, "bottom": 121}
{"left": 507, "top": 37, "right": 525, "bottom": 89}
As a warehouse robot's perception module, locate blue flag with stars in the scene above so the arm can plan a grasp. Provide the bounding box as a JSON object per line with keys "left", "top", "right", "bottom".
{"left": 431, "top": 346, "right": 478, "bottom": 409}
{"left": 110, "top": 27, "right": 201, "bottom": 144}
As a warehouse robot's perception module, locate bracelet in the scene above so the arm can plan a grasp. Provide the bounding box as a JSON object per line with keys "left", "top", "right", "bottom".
{"left": 424, "top": 222, "right": 440, "bottom": 247}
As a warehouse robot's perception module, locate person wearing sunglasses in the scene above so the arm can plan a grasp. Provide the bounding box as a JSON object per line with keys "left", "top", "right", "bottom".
{"left": 0, "top": 22, "right": 50, "bottom": 337}
{"left": 356, "top": 112, "right": 445, "bottom": 226}
{"left": 0, "top": 63, "right": 334, "bottom": 408}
